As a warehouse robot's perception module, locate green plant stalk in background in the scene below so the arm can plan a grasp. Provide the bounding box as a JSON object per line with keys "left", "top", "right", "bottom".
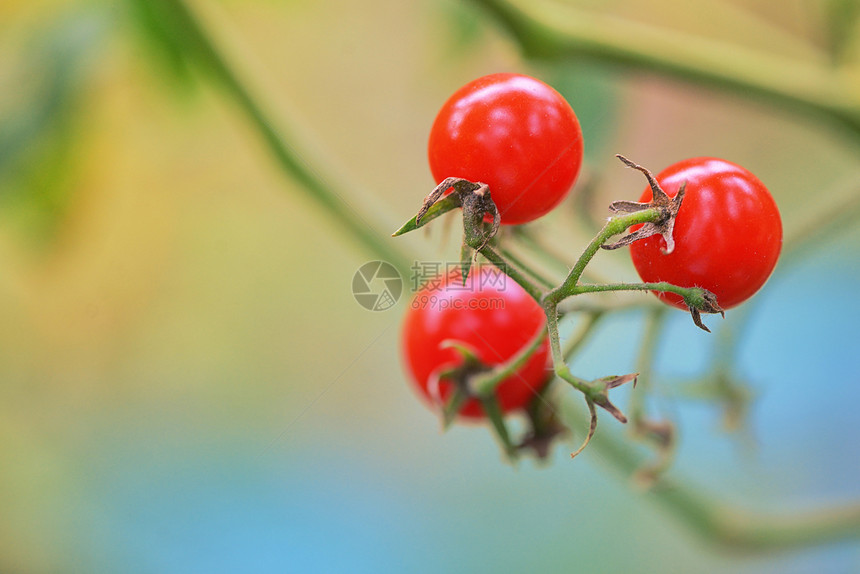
{"left": 469, "top": 0, "right": 860, "bottom": 137}
{"left": 131, "top": 0, "right": 413, "bottom": 275}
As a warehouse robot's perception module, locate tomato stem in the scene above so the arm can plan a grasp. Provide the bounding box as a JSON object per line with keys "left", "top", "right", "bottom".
{"left": 629, "top": 306, "right": 667, "bottom": 425}
{"left": 543, "top": 300, "right": 633, "bottom": 425}
{"left": 627, "top": 307, "right": 678, "bottom": 486}
{"left": 497, "top": 245, "right": 557, "bottom": 289}
{"left": 544, "top": 208, "right": 663, "bottom": 306}
{"left": 480, "top": 395, "right": 518, "bottom": 461}
{"left": 469, "top": 0, "right": 860, "bottom": 136}
{"left": 150, "top": 0, "right": 414, "bottom": 274}
{"left": 472, "top": 325, "right": 548, "bottom": 396}
{"left": 559, "top": 392, "right": 860, "bottom": 551}
{"left": 476, "top": 244, "right": 545, "bottom": 302}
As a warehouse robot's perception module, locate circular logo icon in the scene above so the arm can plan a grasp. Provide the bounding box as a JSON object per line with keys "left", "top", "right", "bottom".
{"left": 352, "top": 261, "right": 403, "bottom": 311}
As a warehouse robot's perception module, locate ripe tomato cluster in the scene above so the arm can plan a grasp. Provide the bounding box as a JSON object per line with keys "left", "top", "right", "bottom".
{"left": 402, "top": 73, "right": 783, "bottom": 422}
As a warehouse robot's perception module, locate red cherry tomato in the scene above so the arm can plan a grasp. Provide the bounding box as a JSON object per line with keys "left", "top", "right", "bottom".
{"left": 428, "top": 73, "right": 583, "bottom": 225}
{"left": 629, "top": 157, "right": 782, "bottom": 310}
{"left": 401, "top": 267, "right": 551, "bottom": 419}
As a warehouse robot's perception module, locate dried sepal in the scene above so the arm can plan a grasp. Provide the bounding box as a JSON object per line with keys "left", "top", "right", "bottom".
{"left": 518, "top": 382, "right": 567, "bottom": 460}
{"left": 429, "top": 339, "right": 490, "bottom": 426}
{"left": 686, "top": 288, "right": 725, "bottom": 332}
{"left": 589, "top": 372, "right": 639, "bottom": 424}
{"left": 440, "top": 387, "right": 469, "bottom": 429}
{"left": 392, "top": 193, "right": 461, "bottom": 236}
{"left": 600, "top": 372, "right": 639, "bottom": 390}
{"left": 411, "top": 177, "right": 500, "bottom": 251}
{"left": 632, "top": 417, "right": 676, "bottom": 489}
{"left": 479, "top": 394, "right": 518, "bottom": 462}
{"left": 570, "top": 398, "right": 598, "bottom": 460}
{"left": 519, "top": 415, "right": 567, "bottom": 460}
{"left": 636, "top": 418, "right": 674, "bottom": 447}
{"left": 461, "top": 183, "right": 500, "bottom": 251}
{"left": 415, "top": 177, "right": 467, "bottom": 224}
{"left": 602, "top": 155, "right": 686, "bottom": 253}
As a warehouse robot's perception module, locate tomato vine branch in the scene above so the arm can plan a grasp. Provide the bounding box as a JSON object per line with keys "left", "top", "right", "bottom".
{"left": 562, "top": 397, "right": 860, "bottom": 551}
{"left": 151, "top": 0, "right": 413, "bottom": 274}
{"left": 468, "top": 0, "right": 860, "bottom": 136}
{"left": 472, "top": 325, "right": 547, "bottom": 396}
{"left": 544, "top": 208, "right": 661, "bottom": 306}
{"left": 498, "top": 245, "right": 557, "bottom": 289}
{"left": 475, "top": 244, "right": 545, "bottom": 302}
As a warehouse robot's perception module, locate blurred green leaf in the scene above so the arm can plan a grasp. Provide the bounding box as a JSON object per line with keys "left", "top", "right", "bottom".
{"left": 437, "top": 0, "right": 487, "bottom": 56}
{"left": 825, "top": 0, "right": 860, "bottom": 64}
{"left": 0, "top": 11, "right": 109, "bottom": 246}
{"left": 126, "top": 0, "right": 195, "bottom": 90}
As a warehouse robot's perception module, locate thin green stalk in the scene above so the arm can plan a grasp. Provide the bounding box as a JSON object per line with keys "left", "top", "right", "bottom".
{"left": 481, "top": 395, "right": 517, "bottom": 460}
{"left": 478, "top": 244, "right": 545, "bottom": 302}
{"left": 513, "top": 227, "right": 610, "bottom": 285}
{"left": 153, "top": 0, "right": 860, "bottom": 552}
{"left": 545, "top": 208, "right": 661, "bottom": 305}
{"left": 473, "top": 327, "right": 547, "bottom": 395}
{"left": 498, "top": 246, "right": 557, "bottom": 289}
{"left": 543, "top": 301, "right": 592, "bottom": 396}
{"left": 154, "top": 0, "right": 412, "bottom": 273}
{"left": 511, "top": 227, "right": 572, "bottom": 275}
{"left": 629, "top": 306, "right": 666, "bottom": 424}
{"left": 470, "top": 0, "right": 860, "bottom": 135}
{"left": 563, "top": 398, "right": 860, "bottom": 551}
{"left": 572, "top": 281, "right": 699, "bottom": 299}
{"left": 781, "top": 183, "right": 860, "bottom": 267}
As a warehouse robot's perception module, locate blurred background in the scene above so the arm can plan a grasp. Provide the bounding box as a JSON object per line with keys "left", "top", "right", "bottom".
{"left": 1, "top": 0, "right": 860, "bottom": 572}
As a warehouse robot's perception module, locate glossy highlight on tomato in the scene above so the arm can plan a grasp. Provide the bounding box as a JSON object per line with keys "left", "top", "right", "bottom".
{"left": 428, "top": 73, "right": 583, "bottom": 225}
{"left": 401, "top": 267, "right": 551, "bottom": 419}
{"left": 629, "top": 157, "right": 782, "bottom": 310}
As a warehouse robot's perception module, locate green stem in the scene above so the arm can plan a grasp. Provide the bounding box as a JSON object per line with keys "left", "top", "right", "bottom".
{"left": 513, "top": 227, "right": 610, "bottom": 285}
{"left": 473, "top": 326, "right": 547, "bottom": 396}
{"left": 781, "top": 184, "right": 860, "bottom": 267}
{"left": 469, "top": 0, "right": 860, "bottom": 135}
{"left": 543, "top": 301, "right": 592, "bottom": 396}
{"left": 572, "top": 281, "right": 697, "bottom": 299}
{"left": 563, "top": 398, "right": 860, "bottom": 551}
{"left": 511, "top": 227, "right": 570, "bottom": 275}
{"left": 545, "top": 209, "right": 661, "bottom": 305}
{"left": 499, "top": 246, "right": 557, "bottom": 289}
{"left": 629, "top": 306, "right": 666, "bottom": 424}
{"left": 477, "top": 244, "right": 545, "bottom": 302}
{"left": 154, "top": 0, "right": 412, "bottom": 273}
{"left": 481, "top": 395, "right": 517, "bottom": 460}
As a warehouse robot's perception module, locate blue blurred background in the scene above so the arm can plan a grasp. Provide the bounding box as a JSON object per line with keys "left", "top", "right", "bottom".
{"left": 1, "top": 0, "right": 859, "bottom": 572}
